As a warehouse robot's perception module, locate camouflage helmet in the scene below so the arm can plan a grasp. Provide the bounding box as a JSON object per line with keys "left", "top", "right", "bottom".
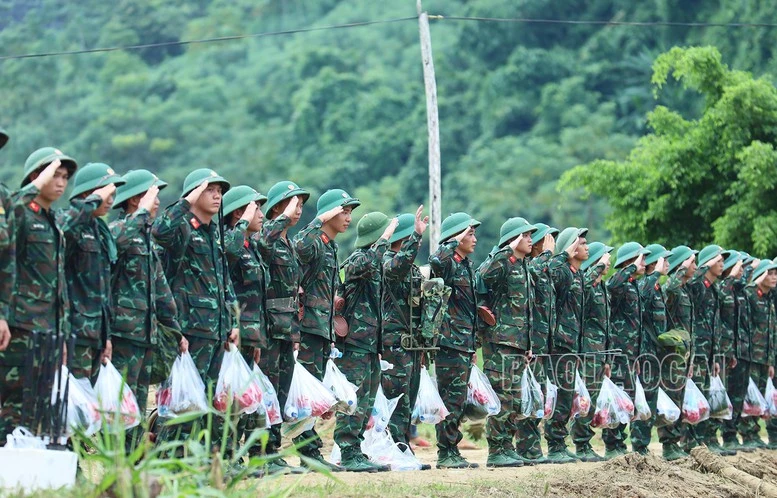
{"left": 264, "top": 180, "right": 309, "bottom": 214}
{"left": 355, "top": 211, "right": 391, "bottom": 248}
{"left": 181, "top": 168, "right": 230, "bottom": 198}
{"left": 22, "top": 147, "right": 78, "bottom": 187}
{"left": 69, "top": 162, "right": 126, "bottom": 200}
{"left": 0, "top": 127, "right": 8, "bottom": 150}
{"left": 316, "top": 188, "right": 360, "bottom": 218}
{"left": 222, "top": 185, "right": 267, "bottom": 217}
{"left": 440, "top": 212, "right": 480, "bottom": 242}
{"left": 581, "top": 241, "right": 614, "bottom": 272}
{"left": 614, "top": 241, "right": 648, "bottom": 268}
{"left": 530, "top": 223, "right": 559, "bottom": 245}
{"left": 667, "top": 245, "right": 698, "bottom": 272}
{"left": 389, "top": 213, "right": 416, "bottom": 244}
{"left": 644, "top": 243, "right": 672, "bottom": 266}
{"left": 113, "top": 169, "right": 168, "bottom": 209}
{"left": 554, "top": 227, "right": 588, "bottom": 256}
{"left": 498, "top": 217, "right": 536, "bottom": 247}
{"left": 657, "top": 328, "right": 691, "bottom": 357}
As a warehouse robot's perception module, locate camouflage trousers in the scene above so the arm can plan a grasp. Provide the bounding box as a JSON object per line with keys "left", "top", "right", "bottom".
{"left": 571, "top": 355, "right": 605, "bottom": 449}
{"left": 111, "top": 338, "right": 154, "bottom": 450}
{"left": 236, "top": 344, "right": 267, "bottom": 457}
{"left": 602, "top": 354, "right": 635, "bottom": 451}
{"left": 334, "top": 349, "right": 380, "bottom": 453}
{"left": 482, "top": 343, "right": 526, "bottom": 455}
{"left": 258, "top": 337, "right": 295, "bottom": 451}
{"left": 514, "top": 357, "right": 547, "bottom": 458}
{"left": 71, "top": 341, "right": 102, "bottom": 384}
{"left": 294, "top": 333, "right": 330, "bottom": 456}
{"left": 629, "top": 353, "right": 661, "bottom": 451}
{"left": 721, "top": 358, "right": 750, "bottom": 443}
{"left": 381, "top": 344, "right": 421, "bottom": 446}
{"left": 434, "top": 347, "right": 472, "bottom": 451}
{"left": 655, "top": 352, "right": 687, "bottom": 446}
{"left": 544, "top": 352, "right": 577, "bottom": 452}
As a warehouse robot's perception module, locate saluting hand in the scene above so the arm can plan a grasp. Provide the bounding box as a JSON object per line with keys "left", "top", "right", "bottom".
{"left": 543, "top": 233, "right": 556, "bottom": 254}
{"left": 681, "top": 255, "right": 694, "bottom": 269}
{"left": 94, "top": 183, "right": 117, "bottom": 203}
{"left": 706, "top": 254, "right": 723, "bottom": 269}
{"left": 381, "top": 217, "right": 399, "bottom": 241}
{"left": 240, "top": 201, "right": 257, "bottom": 223}
{"left": 283, "top": 195, "right": 300, "bottom": 218}
{"left": 565, "top": 237, "right": 580, "bottom": 259}
{"left": 756, "top": 268, "right": 769, "bottom": 287}
{"left": 414, "top": 205, "right": 429, "bottom": 235}
{"left": 185, "top": 181, "right": 209, "bottom": 205}
{"left": 31, "top": 159, "right": 61, "bottom": 190}
{"left": 635, "top": 254, "right": 646, "bottom": 273}
{"left": 0, "top": 320, "right": 10, "bottom": 351}
{"left": 600, "top": 252, "right": 611, "bottom": 268}
{"left": 138, "top": 185, "right": 159, "bottom": 213}
{"left": 508, "top": 235, "right": 523, "bottom": 253}
{"left": 318, "top": 205, "right": 344, "bottom": 223}
{"left": 454, "top": 226, "right": 470, "bottom": 244}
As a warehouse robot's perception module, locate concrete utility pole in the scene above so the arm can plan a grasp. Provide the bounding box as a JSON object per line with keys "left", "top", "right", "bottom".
{"left": 417, "top": 0, "right": 442, "bottom": 253}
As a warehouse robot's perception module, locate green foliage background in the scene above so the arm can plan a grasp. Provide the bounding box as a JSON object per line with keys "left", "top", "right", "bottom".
{"left": 2, "top": 0, "right": 777, "bottom": 261}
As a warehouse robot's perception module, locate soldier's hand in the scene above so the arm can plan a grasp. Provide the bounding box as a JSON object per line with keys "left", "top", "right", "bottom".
{"left": 414, "top": 205, "right": 429, "bottom": 235}
{"left": 0, "top": 320, "right": 10, "bottom": 351}
{"left": 603, "top": 363, "right": 611, "bottom": 378}
{"left": 756, "top": 268, "right": 769, "bottom": 286}
{"left": 543, "top": 233, "right": 556, "bottom": 254}
{"left": 62, "top": 342, "right": 68, "bottom": 366}
{"left": 94, "top": 183, "right": 117, "bottom": 203}
{"left": 31, "top": 159, "right": 62, "bottom": 190}
{"left": 681, "top": 255, "right": 694, "bottom": 269}
{"left": 565, "top": 237, "right": 580, "bottom": 259}
{"left": 283, "top": 195, "right": 300, "bottom": 218}
{"left": 102, "top": 339, "right": 113, "bottom": 364}
{"left": 318, "top": 205, "right": 344, "bottom": 223}
{"left": 227, "top": 328, "right": 240, "bottom": 349}
{"left": 138, "top": 185, "right": 160, "bottom": 213}
{"left": 381, "top": 217, "right": 399, "bottom": 241}
{"left": 508, "top": 234, "right": 523, "bottom": 252}
{"left": 454, "top": 227, "right": 470, "bottom": 244}
{"left": 185, "top": 181, "right": 209, "bottom": 205}
{"left": 731, "top": 260, "right": 743, "bottom": 279}
{"left": 253, "top": 348, "right": 261, "bottom": 365}
{"left": 635, "top": 254, "right": 646, "bottom": 273}
{"left": 752, "top": 258, "right": 761, "bottom": 269}
{"left": 707, "top": 254, "right": 723, "bottom": 269}
{"left": 240, "top": 201, "right": 258, "bottom": 223}
{"left": 600, "top": 252, "right": 611, "bottom": 268}
{"left": 728, "top": 356, "right": 737, "bottom": 369}
{"left": 634, "top": 360, "right": 641, "bottom": 376}
{"left": 471, "top": 351, "right": 478, "bottom": 365}
{"left": 713, "top": 361, "right": 721, "bottom": 377}
{"left": 293, "top": 342, "right": 300, "bottom": 352}
{"left": 770, "top": 365, "right": 775, "bottom": 379}
{"left": 525, "top": 349, "right": 534, "bottom": 362}
{"left": 179, "top": 336, "right": 189, "bottom": 354}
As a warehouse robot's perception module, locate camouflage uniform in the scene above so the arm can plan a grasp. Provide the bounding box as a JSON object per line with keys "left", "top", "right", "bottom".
{"left": 58, "top": 194, "right": 112, "bottom": 382}
{"left": 720, "top": 271, "right": 751, "bottom": 445}
{"left": 381, "top": 231, "right": 424, "bottom": 446}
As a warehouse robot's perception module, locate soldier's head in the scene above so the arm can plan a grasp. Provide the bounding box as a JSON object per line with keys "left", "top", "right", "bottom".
{"left": 355, "top": 212, "right": 391, "bottom": 249}
{"left": 767, "top": 269, "right": 777, "bottom": 289}
{"left": 114, "top": 169, "right": 168, "bottom": 218}
{"left": 316, "top": 189, "right": 360, "bottom": 235}
{"left": 529, "top": 223, "right": 558, "bottom": 257}
{"left": 555, "top": 227, "right": 588, "bottom": 265}
{"left": 440, "top": 212, "right": 480, "bottom": 255}
{"left": 499, "top": 218, "right": 536, "bottom": 257}
{"left": 698, "top": 245, "right": 726, "bottom": 280}
{"left": 644, "top": 244, "right": 672, "bottom": 276}
{"left": 223, "top": 185, "right": 267, "bottom": 233}
{"left": 265, "top": 181, "right": 309, "bottom": 225}
{"left": 23, "top": 147, "right": 78, "bottom": 204}
{"left": 389, "top": 213, "right": 416, "bottom": 251}
{"left": 614, "top": 242, "right": 649, "bottom": 275}
{"left": 721, "top": 250, "right": 743, "bottom": 279}
{"left": 581, "top": 242, "right": 614, "bottom": 275}
{"left": 667, "top": 245, "right": 698, "bottom": 279}
{"left": 181, "top": 168, "right": 230, "bottom": 219}
{"left": 70, "top": 163, "right": 126, "bottom": 216}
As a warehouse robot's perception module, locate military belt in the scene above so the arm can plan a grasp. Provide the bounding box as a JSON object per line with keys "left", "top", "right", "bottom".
{"left": 266, "top": 296, "right": 297, "bottom": 313}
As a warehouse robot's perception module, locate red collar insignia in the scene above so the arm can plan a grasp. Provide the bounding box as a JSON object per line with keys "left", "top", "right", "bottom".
{"left": 28, "top": 201, "right": 40, "bottom": 214}
{"left": 453, "top": 253, "right": 463, "bottom": 263}
{"left": 509, "top": 255, "right": 517, "bottom": 264}
{"left": 704, "top": 279, "right": 711, "bottom": 288}
{"left": 757, "top": 288, "right": 764, "bottom": 298}
{"left": 243, "top": 238, "right": 249, "bottom": 248}
{"left": 189, "top": 217, "right": 201, "bottom": 229}
{"left": 570, "top": 265, "right": 577, "bottom": 273}
{"left": 628, "top": 277, "right": 634, "bottom": 283}
{"left": 655, "top": 283, "right": 660, "bottom": 291}
{"left": 321, "top": 233, "right": 330, "bottom": 244}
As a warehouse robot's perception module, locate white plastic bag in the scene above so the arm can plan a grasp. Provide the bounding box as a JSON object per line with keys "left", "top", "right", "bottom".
{"left": 464, "top": 364, "right": 501, "bottom": 422}
{"left": 632, "top": 375, "right": 651, "bottom": 421}
{"left": 157, "top": 352, "right": 208, "bottom": 418}
{"left": 284, "top": 361, "right": 337, "bottom": 422}
{"left": 51, "top": 366, "right": 101, "bottom": 436}
{"left": 213, "top": 344, "right": 263, "bottom": 415}
{"left": 323, "top": 359, "right": 359, "bottom": 415}
{"left": 4, "top": 427, "right": 46, "bottom": 449}
{"left": 254, "top": 364, "right": 282, "bottom": 425}
{"left": 520, "top": 367, "right": 544, "bottom": 419}
{"left": 708, "top": 375, "right": 733, "bottom": 420}
{"left": 361, "top": 429, "right": 423, "bottom": 471}
{"left": 570, "top": 369, "right": 591, "bottom": 418}
{"left": 682, "top": 378, "right": 710, "bottom": 425}
{"left": 94, "top": 360, "right": 141, "bottom": 429}
{"left": 655, "top": 387, "right": 681, "bottom": 427}
{"left": 591, "top": 376, "right": 633, "bottom": 429}
{"left": 367, "top": 385, "right": 402, "bottom": 434}
{"left": 543, "top": 378, "right": 558, "bottom": 420}
{"left": 765, "top": 377, "right": 777, "bottom": 418}
{"left": 742, "top": 377, "right": 768, "bottom": 417}
{"left": 411, "top": 366, "right": 450, "bottom": 424}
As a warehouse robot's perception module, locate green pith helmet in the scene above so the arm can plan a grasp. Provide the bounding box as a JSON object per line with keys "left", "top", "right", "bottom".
{"left": 531, "top": 223, "right": 559, "bottom": 245}
{"left": 723, "top": 250, "right": 741, "bottom": 272}
{"left": 667, "top": 245, "right": 699, "bottom": 272}
{"left": 22, "top": 147, "right": 78, "bottom": 187}
{"left": 644, "top": 243, "right": 672, "bottom": 266}
{"left": 440, "top": 212, "right": 481, "bottom": 242}
{"left": 69, "top": 162, "right": 125, "bottom": 200}
{"left": 316, "top": 188, "right": 360, "bottom": 218}
{"left": 0, "top": 128, "right": 8, "bottom": 150}
{"left": 222, "top": 185, "right": 268, "bottom": 217}
{"left": 581, "top": 241, "right": 614, "bottom": 272}
{"left": 554, "top": 227, "right": 588, "bottom": 255}
{"left": 390, "top": 213, "right": 416, "bottom": 244}
{"left": 355, "top": 212, "right": 390, "bottom": 248}
{"left": 498, "top": 217, "right": 537, "bottom": 247}
{"left": 740, "top": 251, "right": 755, "bottom": 265}
{"left": 698, "top": 244, "right": 726, "bottom": 267}
{"left": 614, "top": 241, "right": 648, "bottom": 268}
{"left": 264, "top": 180, "right": 310, "bottom": 214}
{"left": 751, "top": 259, "right": 777, "bottom": 282}
{"left": 181, "top": 168, "right": 230, "bottom": 198}
{"left": 113, "top": 169, "right": 168, "bottom": 209}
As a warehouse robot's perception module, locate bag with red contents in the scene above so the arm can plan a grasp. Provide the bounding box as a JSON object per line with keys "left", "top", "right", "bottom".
{"left": 742, "top": 377, "right": 767, "bottom": 417}
{"left": 707, "top": 374, "right": 733, "bottom": 420}
{"left": 655, "top": 387, "right": 681, "bottom": 427}
{"left": 94, "top": 360, "right": 141, "bottom": 429}
{"left": 681, "top": 378, "right": 710, "bottom": 425}
{"left": 157, "top": 352, "right": 209, "bottom": 418}
{"left": 254, "top": 364, "right": 282, "bottom": 425}
{"left": 284, "top": 361, "right": 337, "bottom": 423}
{"left": 765, "top": 377, "right": 777, "bottom": 418}
{"left": 411, "top": 366, "right": 450, "bottom": 424}
{"left": 590, "top": 376, "right": 633, "bottom": 429}
{"left": 543, "top": 378, "right": 558, "bottom": 420}
{"left": 570, "top": 370, "right": 591, "bottom": 419}
{"left": 632, "top": 375, "right": 651, "bottom": 421}
{"left": 51, "top": 365, "right": 101, "bottom": 436}
{"left": 463, "top": 364, "right": 500, "bottom": 423}
{"left": 213, "top": 344, "right": 263, "bottom": 415}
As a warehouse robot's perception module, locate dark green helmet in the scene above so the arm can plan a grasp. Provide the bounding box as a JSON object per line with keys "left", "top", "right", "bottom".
{"left": 69, "top": 162, "right": 125, "bottom": 200}
{"left": 181, "top": 168, "right": 230, "bottom": 198}
{"left": 222, "top": 185, "right": 267, "bottom": 217}
{"left": 530, "top": 223, "right": 559, "bottom": 245}
{"left": 0, "top": 127, "right": 8, "bottom": 150}
{"left": 555, "top": 227, "right": 588, "bottom": 256}
{"left": 581, "top": 241, "right": 614, "bottom": 271}
{"left": 498, "top": 217, "right": 536, "bottom": 247}
{"left": 264, "top": 180, "right": 309, "bottom": 214}
{"left": 751, "top": 259, "right": 777, "bottom": 282}
{"left": 440, "top": 212, "right": 480, "bottom": 242}
{"left": 698, "top": 245, "right": 726, "bottom": 267}
{"left": 667, "top": 245, "right": 698, "bottom": 272}
{"left": 722, "top": 250, "right": 741, "bottom": 272}
{"left": 389, "top": 213, "right": 416, "bottom": 244}
{"left": 316, "top": 189, "right": 360, "bottom": 218}
{"left": 740, "top": 251, "right": 755, "bottom": 265}
{"left": 22, "top": 147, "right": 78, "bottom": 187}
{"left": 113, "top": 169, "right": 168, "bottom": 209}
{"left": 644, "top": 243, "right": 672, "bottom": 266}
{"left": 355, "top": 212, "right": 390, "bottom": 248}
{"left": 615, "top": 241, "right": 649, "bottom": 268}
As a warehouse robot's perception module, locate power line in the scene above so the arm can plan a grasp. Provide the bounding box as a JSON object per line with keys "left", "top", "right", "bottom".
{"left": 433, "top": 15, "right": 777, "bottom": 29}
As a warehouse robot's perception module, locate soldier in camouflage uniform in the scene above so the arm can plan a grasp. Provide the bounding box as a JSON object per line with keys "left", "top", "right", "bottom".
{"left": 572, "top": 241, "right": 613, "bottom": 462}
{"left": 0, "top": 149, "right": 76, "bottom": 445}
{"left": 429, "top": 212, "right": 481, "bottom": 469}
{"left": 256, "top": 181, "right": 308, "bottom": 469}
{"left": 293, "top": 188, "right": 359, "bottom": 469}
{"left": 544, "top": 227, "right": 588, "bottom": 463}
{"left": 0, "top": 128, "right": 14, "bottom": 357}
{"left": 381, "top": 208, "right": 427, "bottom": 450}
{"left": 59, "top": 163, "right": 125, "bottom": 383}
{"left": 335, "top": 212, "right": 397, "bottom": 472}
{"left": 110, "top": 170, "right": 186, "bottom": 448}
{"left": 603, "top": 241, "right": 648, "bottom": 458}
{"left": 477, "top": 217, "right": 536, "bottom": 468}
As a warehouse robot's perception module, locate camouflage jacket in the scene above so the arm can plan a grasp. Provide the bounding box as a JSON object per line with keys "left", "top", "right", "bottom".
{"left": 254, "top": 215, "right": 300, "bottom": 342}
{"left": 429, "top": 240, "right": 477, "bottom": 353}
{"left": 664, "top": 266, "right": 694, "bottom": 338}
{"left": 717, "top": 275, "right": 745, "bottom": 361}
{"left": 582, "top": 262, "right": 609, "bottom": 353}
{"left": 9, "top": 184, "right": 69, "bottom": 335}
{"left": 294, "top": 218, "right": 339, "bottom": 341}
{"left": 382, "top": 231, "right": 423, "bottom": 350}
{"left": 110, "top": 209, "right": 181, "bottom": 345}
{"left": 527, "top": 251, "right": 555, "bottom": 355}
{"left": 152, "top": 199, "right": 238, "bottom": 341}
{"left": 686, "top": 266, "right": 720, "bottom": 361}
{"left": 548, "top": 254, "right": 584, "bottom": 354}
{"left": 58, "top": 195, "right": 112, "bottom": 347}
{"left": 0, "top": 183, "right": 15, "bottom": 322}
{"left": 340, "top": 238, "right": 389, "bottom": 354}
{"left": 606, "top": 264, "right": 642, "bottom": 358}
{"left": 225, "top": 220, "right": 268, "bottom": 348}
{"left": 639, "top": 272, "right": 667, "bottom": 355}
{"left": 743, "top": 285, "right": 774, "bottom": 366}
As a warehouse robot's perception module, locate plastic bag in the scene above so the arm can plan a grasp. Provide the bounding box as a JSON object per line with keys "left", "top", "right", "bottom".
{"left": 4, "top": 427, "right": 46, "bottom": 449}
{"left": 323, "top": 359, "right": 359, "bottom": 415}
{"left": 282, "top": 417, "right": 315, "bottom": 439}
{"left": 708, "top": 375, "right": 733, "bottom": 420}
{"left": 463, "top": 364, "right": 501, "bottom": 422}
{"left": 570, "top": 370, "right": 591, "bottom": 418}
{"left": 632, "top": 375, "right": 651, "bottom": 421}
{"left": 366, "top": 385, "right": 402, "bottom": 434}
{"left": 361, "top": 430, "right": 423, "bottom": 471}
{"left": 411, "top": 366, "right": 450, "bottom": 424}
{"left": 157, "top": 352, "right": 209, "bottom": 418}
{"left": 254, "top": 364, "right": 282, "bottom": 426}
{"left": 51, "top": 366, "right": 101, "bottom": 436}
{"left": 284, "top": 361, "right": 337, "bottom": 422}
{"left": 519, "top": 367, "right": 544, "bottom": 419}
{"left": 681, "top": 378, "right": 710, "bottom": 425}
{"left": 655, "top": 387, "right": 681, "bottom": 428}
{"left": 765, "top": 377, "right": 777, "bottom": 418}
{"left": 742, "top": 377, "right": 767, "bottom": 417}
{"left": 380, "top": 360, "right": 395, "bottom": 371}
{"left": 213, "top": 345, "right": 263, "bottom": 415}
{"left": 543, "top": 378, "right": 558, "bottom": 420}
{"left": 591, "top": 376, "right": 634, "bottom": 429}
{"left": 94, "top": 360, "right": 141, "bottom": 429}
